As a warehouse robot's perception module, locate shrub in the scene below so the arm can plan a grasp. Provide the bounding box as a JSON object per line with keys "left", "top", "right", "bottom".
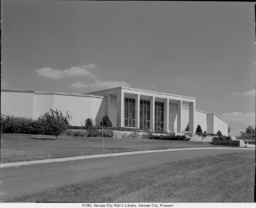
{"left": 1, "top": 115, "right": 44, "bottom": 134}
{"left": 212, "top": 136, "right": 240, "bottom": 146}
{"left": 102, "top": 115, "right": 112, "bottom": 127}
{"left": 217, "top": 130, "right": 223, "bottom": 137}
{"left": 196, "top": 125, "right": 203, "bottom": 135}
{"left": 85, "top": 118, "right": 94, "bottom": 130}
{"left": 39, "top": 109, "right": 71, "bottom": 139}
{"left": 185, "top": 123, "right": 189, "bottom": 131}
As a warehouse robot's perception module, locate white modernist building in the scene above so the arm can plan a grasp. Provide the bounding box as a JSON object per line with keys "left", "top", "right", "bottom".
{"left": 1, "top": 87, "right": 228, "bottom": 135}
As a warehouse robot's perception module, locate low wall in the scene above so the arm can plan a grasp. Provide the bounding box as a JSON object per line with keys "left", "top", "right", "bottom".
{"left": 190, "top": 135, "right": 215, "bottom": 143}
{"left": 113, "top": 130, "right": 148, "bottom": 139}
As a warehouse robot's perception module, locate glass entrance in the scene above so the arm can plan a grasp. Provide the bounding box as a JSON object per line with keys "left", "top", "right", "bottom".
{"left": 155, "top": 102, "right": 164, "bottom": 132}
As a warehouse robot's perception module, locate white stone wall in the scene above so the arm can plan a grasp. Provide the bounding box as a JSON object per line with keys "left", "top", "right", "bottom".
{"left": 53, "top": 94, "right": 105, "bottom": 126}
{"left": 195, "top": 110, "right": 207, "bottom": 133}
{"left": 213, "top": 114, "right": 228, "bottom": 136}
{"left": 1, "top": 90, "right": 106, "bottom": 127}
{"left": 33, "top": 93, "right": 54, "bottom": 119}
{"left": 1, "top": 90, "right": 34, "bottom": 118}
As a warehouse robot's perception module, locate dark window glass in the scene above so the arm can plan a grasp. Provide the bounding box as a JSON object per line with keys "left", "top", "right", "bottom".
{"left": 124, "top": 98, "right": 136, "bottom": 127}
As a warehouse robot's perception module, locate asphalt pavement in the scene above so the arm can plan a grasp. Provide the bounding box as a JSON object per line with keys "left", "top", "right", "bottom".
{"left": 0, "top": 147, "right": 253, "bottom": 201}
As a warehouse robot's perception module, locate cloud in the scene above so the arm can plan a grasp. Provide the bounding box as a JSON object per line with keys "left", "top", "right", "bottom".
{"left": 231, "top": 92, "right": 239, "bottom": 96}
{"left": 178, "top": 78, "right": 196, "bottom": 82}
{"left": 35, "top": 64, "right": 97, "bottom": 79}
{"left": 221, "top": 112, "right": 255, "bottom": 123}
{"left": 70, "top": 81, "right": 88, "bottom": 88}
{"left": 241, "top": 89, "right": 255, "bottom": 96}
{"left": 71, "top": 80, "right": 130, "bottom": 89}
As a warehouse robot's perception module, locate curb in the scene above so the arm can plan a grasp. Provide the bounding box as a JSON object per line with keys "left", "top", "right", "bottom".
{"left": 0, "top": 147, "right": 252, "bottom": 169}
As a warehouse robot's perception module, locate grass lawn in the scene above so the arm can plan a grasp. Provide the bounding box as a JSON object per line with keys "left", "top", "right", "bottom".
{"left": 10, "top": 151, "right": 255, "bottom": 202}
{"left": 1, "top": 133, "right": 216, "bottom": 163}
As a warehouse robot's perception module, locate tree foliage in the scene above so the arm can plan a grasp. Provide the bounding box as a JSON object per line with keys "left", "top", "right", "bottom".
{"left": 102, "top": 115, "right": 112, "bottom": 127}
{"left": 85, "top": 118, "right": 94, "bottom": 130}
{"left": 185, "top": 122, "right": 189, "bottom": 131}
{"left": 196, "top": 125, "right": 202, "bottom": 134}
{"left": 217, "top": 130, "right": 223, "bottom": 137}
{"left": 39, "top": 109, "right": 71, "bottom": 139}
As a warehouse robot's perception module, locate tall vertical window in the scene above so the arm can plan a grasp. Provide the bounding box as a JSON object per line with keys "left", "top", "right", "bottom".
{"left": 140, "top": 100, "right": 150, "bottom": 129}
{"left": 124, "top": 98, "right": 135, "bottom": 127}
{"left": 155, "top": 102, "right": 164, "bottom": 132}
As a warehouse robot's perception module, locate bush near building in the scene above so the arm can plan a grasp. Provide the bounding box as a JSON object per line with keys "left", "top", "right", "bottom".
{"left": 1, "top": 109, "right": 71, "bottom": 139}
{"left": 212, "top": 136, "right": 240, "bottom": 147}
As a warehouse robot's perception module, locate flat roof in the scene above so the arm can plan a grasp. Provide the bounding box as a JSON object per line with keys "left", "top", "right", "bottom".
{"left": 1, "top": 89, "right": 104, "bottom": 99}
{"left": 87, "top": 86, "right": 196, "bottom": 100}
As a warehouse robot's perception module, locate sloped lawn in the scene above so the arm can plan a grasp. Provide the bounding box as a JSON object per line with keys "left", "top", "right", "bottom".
{"left": 1, "top": 133, "right": 216, "bottom": 163}
{"left": 10, "top": 151, "right": 254, "bottom": 202}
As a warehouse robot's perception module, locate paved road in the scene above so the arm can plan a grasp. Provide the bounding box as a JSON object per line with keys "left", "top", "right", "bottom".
{"left": 0, "top": 148, "right": 252, "bottom": 201}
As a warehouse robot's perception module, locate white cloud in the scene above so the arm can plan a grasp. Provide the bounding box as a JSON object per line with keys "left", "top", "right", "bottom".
{"left": 35, "top": 64, "right": 97, "bottom": 79}
{"left": 1, "top": 81, "right": 9, "bottom": 88}
{"left": 178, "top": 78, "right": 196, "bottom": 82}
{"left": 242, "top": 89, "right": 255, "bottom": 96}
{"left": 221, "top": 112, "right": 255, "bottom": 123}
{"left": 70, "top": 81, "right": 88, "bottom": 88}
{"left": 71, "top": 80, "right": 130, "bottom": 89}
{"left": 231, "top": 92, "right": 239, "bottom": 96}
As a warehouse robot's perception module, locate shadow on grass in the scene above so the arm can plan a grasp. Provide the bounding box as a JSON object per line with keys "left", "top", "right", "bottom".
{"left": 30, "top": 135, "right": 57, "bottom": 141}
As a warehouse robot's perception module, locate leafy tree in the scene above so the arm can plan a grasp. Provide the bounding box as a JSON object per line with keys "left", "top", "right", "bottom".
{"left": 85, "top": 118, "right": 94, "bottom": 130}
{"left": 39, "top": 109, "right": 71, "bottom": 139}
{"left": 228, "top": 125, "right": 231, "bottom": 134}
{"left": 245, "top": 125, "right": 255, "bottom": 135}
{"left": 102, "top": 115, "right": 112, "bottom": 127}
{"left": 185, "top": 122, "right": 189, "bottom": 131}
{"left": 217, "top": 130, "right": 223, "bottom": 137}
{"left": 196, "top": 125, "right": 202, "bottom": 134}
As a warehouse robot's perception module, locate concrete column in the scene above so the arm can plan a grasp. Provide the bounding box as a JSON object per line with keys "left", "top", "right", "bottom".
{"left": 107, "top": 95, "right": 111, "bottom": 116}
{"left": 117, "top": 90, "right": 124, "bottom": 127}
{"left": 135, "top": 94, "right": 140, "bottom": 128}
{"left": 164, "top": 98, "right": 169, "bottom": 132}
{"left": 189, "top": 102, "right": 195, "bottom": 135}
{"left": 150, "top": 96, "right": 155, "bottom": 131}
{"left": 177, "top": 100, "right": 183, "bottom": 133}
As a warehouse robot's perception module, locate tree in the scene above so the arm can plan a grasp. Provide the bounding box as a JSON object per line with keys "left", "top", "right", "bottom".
{"left": 217, "top": 130, "right": 223, "bottom": 137}
{"left": 228, "top": 125, "right": 231, "bottom": 135}
{"left": 185, "top": 122, "right": 189, "bottom": 131}
{"left": 39, "top": 109, "right": 71, "bottom": 139}
{"left": 85, "top": 118, "right": 94, "bottom": 130}
{"left": 196, "top": 125, "right": 202, "bottom": 135}
{"left": 102, "top": 115, "right": 112, "bottom": 127}
{"left": 245, "top": 125, "right": 255, "bottom": 135}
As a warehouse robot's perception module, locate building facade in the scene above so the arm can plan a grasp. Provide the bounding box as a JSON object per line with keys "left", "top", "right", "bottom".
{"left": 1, "top": 87, "right": 228, "bottom": 135}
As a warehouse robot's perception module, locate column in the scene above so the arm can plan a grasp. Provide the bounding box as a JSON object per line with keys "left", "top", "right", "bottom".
{"left": 135, "top": 94, "right": 140, "bottom": 128}
{"left": 189, "top": 102, "right": 195, "bottom": 135}
{"left": 117, "top": 90, "right": 124, "bottom": 127}
{"left": 150, "top": 96, "right": 155, "bottom": 131}
{"left": 164, "top": 98, "right": 169, "bottom": 132}
{"left": 107, "top": 95, "right": 111, "bottom": 116}
{"left": 177, "top": 100, "right": 183, "bottom": 133}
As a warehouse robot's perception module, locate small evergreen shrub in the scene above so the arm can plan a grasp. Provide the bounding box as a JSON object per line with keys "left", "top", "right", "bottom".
{"left": 85, "top": 118, "right": 94, "bottom": 130}
{"left": 196, "top": 125, "right": 203, "bottom": 135}
{"left": 102, "top": 115, "right": 112, "bottom": 127}
{"left": 217, "top": 130, "right": 223, "bottom": 137}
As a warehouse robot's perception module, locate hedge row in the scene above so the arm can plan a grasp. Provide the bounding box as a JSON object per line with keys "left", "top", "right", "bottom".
{"left": 211, "top": 136, "right": 240, "bottom": 146}
{"left": 64, "top": 129, "right": 114, "bottom": 138}
{"left": 1, "top": 116, "right": 45, "bottom": 134}
{"left": 149, "top": 133, "right": 187, "bottom": 141}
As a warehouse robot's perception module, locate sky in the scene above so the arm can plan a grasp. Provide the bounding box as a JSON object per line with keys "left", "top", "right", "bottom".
{"left": 2, "top": 1, "right": 255, "bottom": 136}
